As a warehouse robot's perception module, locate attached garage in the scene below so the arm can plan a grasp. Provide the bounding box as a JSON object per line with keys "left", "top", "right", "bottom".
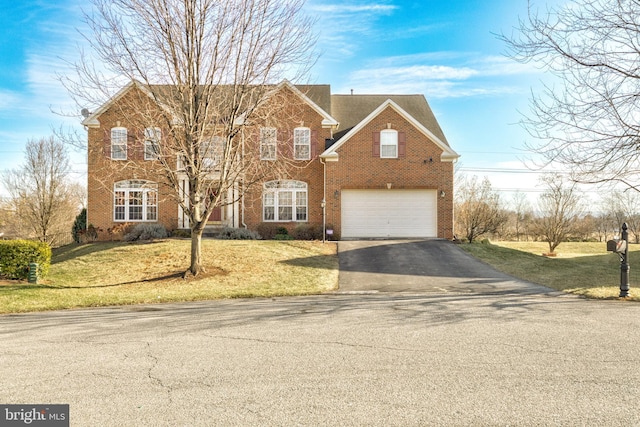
{"left": 341, "top": 189, "right": 438, "bottom": 239}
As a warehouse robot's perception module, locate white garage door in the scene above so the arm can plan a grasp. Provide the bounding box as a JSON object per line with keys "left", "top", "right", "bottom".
{"left": 341, "top": 189, "right": 437, "bottom": 238}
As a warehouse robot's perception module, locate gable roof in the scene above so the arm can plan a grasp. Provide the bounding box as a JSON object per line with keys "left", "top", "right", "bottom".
{"left": 322, "top": 97, "right": 459, "bottom": 162}
{"left": 81, "top": 80, "right": 338, "bottom": 129}
{"left": 295, "top": 84, "right": 332, "bottom": 116}
{"left": 330, "top": 94, "right": 448, "bottom": 144}
{"left": 81, "top": 81, "right": 150, "bottom": 128}
{"left": 81, "top": 81, "right": 456, "bottom": 161}
{"left": 276, "top": 81, "right": 338, "bottom": 128}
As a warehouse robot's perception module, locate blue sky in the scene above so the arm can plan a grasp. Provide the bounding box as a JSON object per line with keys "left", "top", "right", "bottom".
{"left": 0, "top": 0, "right": 561, "bottom": 204}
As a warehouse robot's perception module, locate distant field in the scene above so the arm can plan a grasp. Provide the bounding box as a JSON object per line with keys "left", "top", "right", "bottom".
{"left": 493, "top": 241, "right": 636, "bottom": 258}
{"left": 460, "top": 241, "right": 639, "bottom": 300}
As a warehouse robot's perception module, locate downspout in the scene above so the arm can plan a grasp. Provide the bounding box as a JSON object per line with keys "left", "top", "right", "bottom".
{"left": 320, "top": 157, "right": 327, "bottom": 243}
{"left": 241, "top": 131, "right": 247, "bottom": 229}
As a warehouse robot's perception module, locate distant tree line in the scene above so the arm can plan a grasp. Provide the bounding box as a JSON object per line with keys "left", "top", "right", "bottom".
{"left": 455, "top": 173, "right": 635, "bottom": 254}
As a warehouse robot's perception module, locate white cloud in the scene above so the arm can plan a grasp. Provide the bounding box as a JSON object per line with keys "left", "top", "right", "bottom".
{"left": 308, "top": 4, "right": 397, "bottom": 14}
{"left": 20, "top": 7, "right": 90, "bottom": 125}
{"left": 352, "top": 65, "right": 478, "bottom": 82}
{"left": 472, "top": 55, "right": 543, "bottom": 77}
{"left": 0, "top": 90, "right": 22, "bottom": 112}
{"left": 342, "top": 52, "right": 546, "bottom": 99}
{"left": 307, "top": 1, "right": 399, "bottom": 60}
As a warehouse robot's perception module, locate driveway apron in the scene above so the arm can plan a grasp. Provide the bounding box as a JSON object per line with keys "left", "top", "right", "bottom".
{"left": 337, "top": 239, "right": 552, "bottom": 294}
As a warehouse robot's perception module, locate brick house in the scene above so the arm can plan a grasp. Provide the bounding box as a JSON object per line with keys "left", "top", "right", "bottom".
{"left": 83, "top": 80, "right": 459, "bottom": 240}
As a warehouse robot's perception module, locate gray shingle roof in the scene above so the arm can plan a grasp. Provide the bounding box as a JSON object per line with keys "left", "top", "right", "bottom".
{"left": 330, "top": 94, "right": 449, "bottom": 145}
{"left": 86, "top": 81, "right": 448, "bottom": 148}
{"left": 295, "top": 85, "right": 332, "bottom": 115}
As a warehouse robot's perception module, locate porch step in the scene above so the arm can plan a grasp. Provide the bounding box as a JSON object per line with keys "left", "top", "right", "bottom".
{"left": 202, "top": 225, "right": 224, "bottom": 238}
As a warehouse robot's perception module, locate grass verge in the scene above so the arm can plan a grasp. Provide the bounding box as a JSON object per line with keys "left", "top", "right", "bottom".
{"left": 0, "top": 239, "right": 338, "bottom": 313}
{"left": 459, "top": 241, "right": 640, "bottom": 301}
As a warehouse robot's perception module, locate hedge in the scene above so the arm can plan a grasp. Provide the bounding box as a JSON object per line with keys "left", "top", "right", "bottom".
{"left": 0, "top": 240, "right": 52, "bottom": 280}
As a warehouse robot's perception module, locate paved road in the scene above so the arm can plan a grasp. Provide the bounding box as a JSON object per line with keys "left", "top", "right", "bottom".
{"left": 2, "top": 240, "right": 640, "bottom": 426}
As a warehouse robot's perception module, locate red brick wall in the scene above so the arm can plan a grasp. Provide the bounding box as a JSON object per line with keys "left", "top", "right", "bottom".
{"left": 87, "top": 88, "right": 179, "bottom": 240}
{"left": 324, "top": 106, "right": 455, "bottom": 239}
{"left": 87, "top": 86, "right": 455, "bottom": 240}
{"left": 242, "top": 87, "right": 331, "bottom": 235}
{"left": 87, "top": 85, "right": 332, "bottom": 240}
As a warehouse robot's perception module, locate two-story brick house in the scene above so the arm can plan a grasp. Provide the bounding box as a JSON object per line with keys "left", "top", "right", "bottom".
{"left": 83, "top": 80, "right": 459, "bottom": 240}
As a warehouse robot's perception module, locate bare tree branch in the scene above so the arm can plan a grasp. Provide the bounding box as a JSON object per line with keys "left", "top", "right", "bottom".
{"left": 63, "top": 0, "right": 318, "bottom": 275}
{"left": 501, "top": 0, "right": 640, "bottom": 188}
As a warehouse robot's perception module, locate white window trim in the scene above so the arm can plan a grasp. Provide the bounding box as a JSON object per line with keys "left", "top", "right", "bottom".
{"left": 202, "top": 136, "right": 224, "bottom": 172}
{"left": 294, "top": 127, "right": 311, "bottom": 160}
{"left": 111, "top": 127, "right": 128, "bottom": 160}
{"left": 380, "top": 129, "right": 398, "bottom": 159}
{"left": 263, "top": 180, "right": 308, "bottom": 222}
{"left": 114, "top": 180, "right": 158, "bottom": 222}
{"left": 144, "top": 127, "right": 161, "bottom": 161}
{"left": 260, "top": 127, "right": 277, "bottom": 160}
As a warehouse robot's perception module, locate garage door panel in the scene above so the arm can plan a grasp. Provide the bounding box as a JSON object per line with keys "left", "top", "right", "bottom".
{"left": 341, "top": 190, "right": 437, "bottom": 238}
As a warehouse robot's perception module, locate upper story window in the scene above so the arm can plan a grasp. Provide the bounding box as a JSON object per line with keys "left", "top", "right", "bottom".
{"left": 260, "top": 127, "right": 277, "bottom": 160}
{"left": 202, "top": 136, "right": 224, "bottom": 172}
{"left": 144, "top": 127, "right": 161, "bottom": 160}
{"left": 263, "top": 180, "right": 307, "bottom": 222}
{"left": 380, "top": 129, "right": 398, "bottom": 158}
{"left": 294, "top": 127, "right": 311, "bottom": 160}
{"left": 111, "top": 127, "right": 127, "bottom": 160}
{"left": 114, "top": 180, "right": 157, "bottom": 222}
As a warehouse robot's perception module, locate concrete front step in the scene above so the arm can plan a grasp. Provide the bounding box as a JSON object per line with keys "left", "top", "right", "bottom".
{"left": 202, "top": 225, "right": 224, "bottom": 238}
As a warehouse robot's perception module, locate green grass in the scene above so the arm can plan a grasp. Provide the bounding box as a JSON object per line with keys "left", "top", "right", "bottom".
{"left": 0, "top": 239, "right": 338, "bottom": 313}
{"left": 460, "top": 241, "right": 640, "bottom": 300}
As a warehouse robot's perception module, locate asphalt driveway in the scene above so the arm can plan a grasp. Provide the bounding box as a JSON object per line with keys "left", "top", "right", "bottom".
{"left": 338, "top": 239, "right": 552, "bottom": 294}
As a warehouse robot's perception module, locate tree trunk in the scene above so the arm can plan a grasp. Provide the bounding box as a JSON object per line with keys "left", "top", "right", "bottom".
{"left": 188, "top": 228, "right": 204, "bottom": 277}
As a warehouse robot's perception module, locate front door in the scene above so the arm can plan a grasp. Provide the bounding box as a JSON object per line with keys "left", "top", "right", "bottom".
{"left": 209, "top": 205, "right": 222, "bottom": 222}
{"left": 208, "top": 191, "right": 222, "bottom": 223}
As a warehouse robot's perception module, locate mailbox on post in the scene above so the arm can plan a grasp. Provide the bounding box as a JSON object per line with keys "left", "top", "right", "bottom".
{"left": 607, "top": 239, "right": 627, "bottom": 253}
{"left": 608, "top": 223, "right": 630, "bottom": 298}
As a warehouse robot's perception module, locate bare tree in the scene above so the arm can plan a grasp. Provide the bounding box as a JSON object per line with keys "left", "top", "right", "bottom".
{"left": 455, "top": 175, "right": 508, "bottom": 243}
{"left": 593, "top": 211, "right": 614, "bottom": 242}
{"left": 601, "top": 190, "right": 640, "bottom": 243}
{"left": 64, "top": 0, "right": 317, "bottom": 275}
{"left": 512, "top": 191, "right": 532, "bottom": 241}
{"left": 532, "top": 174, "right": 584, "bottom": 254}
{"left": 502, "top": 0, "right": 640, "bottom": 189}
{"left": 0, "top": 198, "right": 12, "bottom": 238}
{"left": 1, "top": 137, "right": 81, "bottom": 245}
{"left": 573, "top": 214, "right": 596, "bottom": 242}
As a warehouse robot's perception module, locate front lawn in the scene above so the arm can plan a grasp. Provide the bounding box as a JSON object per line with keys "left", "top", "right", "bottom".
{"left": 0, "top": 239, "right": 338, "bottom": 313}
{"left": 460, "top": 241, "right": 640, "bottom": 300}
